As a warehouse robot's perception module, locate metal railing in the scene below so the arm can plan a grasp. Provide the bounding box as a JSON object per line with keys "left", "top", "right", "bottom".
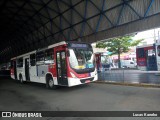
{"left": 98, "top": 68, "right": 160, "bottom": 85}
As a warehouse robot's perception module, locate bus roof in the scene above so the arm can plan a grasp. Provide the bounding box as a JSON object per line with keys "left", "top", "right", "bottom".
{"left": 11, "top": 41, "right": 67, "bottom": 60}
{"left": 136, "top": 44, "right": 153, "bottom": 48}
{"left": 11, "top": 50, "right": 36, "bottom": 60}
{"left": 48, "top": 41, "right": 66, "bottom": 49}
{"left": 11, "top": 41, "right": 90, "bottom": 60}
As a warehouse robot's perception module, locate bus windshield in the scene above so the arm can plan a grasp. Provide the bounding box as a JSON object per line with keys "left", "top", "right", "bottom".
{"left": 69, "top": 48, "right": 94, "bottom": 70}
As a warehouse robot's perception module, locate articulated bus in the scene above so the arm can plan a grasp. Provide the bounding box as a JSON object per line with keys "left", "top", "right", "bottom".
{"left": 10, "top": 41, "right": 97, "bottom": 89}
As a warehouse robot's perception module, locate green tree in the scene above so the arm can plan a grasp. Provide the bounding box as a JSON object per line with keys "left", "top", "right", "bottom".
{"left": 96, "top": 35, "right": 143, "bottom": 68}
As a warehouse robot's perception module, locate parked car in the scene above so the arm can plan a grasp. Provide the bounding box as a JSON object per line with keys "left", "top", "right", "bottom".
{"left": 121, "top": 60, "right": 136, "bottom": 68}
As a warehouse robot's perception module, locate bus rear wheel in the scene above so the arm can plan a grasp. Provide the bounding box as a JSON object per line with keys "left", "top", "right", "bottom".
{"left": 46, "top": 77, "right": 57, "bottom": 89}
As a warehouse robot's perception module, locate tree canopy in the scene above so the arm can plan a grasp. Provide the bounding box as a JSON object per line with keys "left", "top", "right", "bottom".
{"left": 96, "top": 35, "right": 143, "bottom": 68}
{"left": 96, "top": 35, "right": 143, "bottom": 55}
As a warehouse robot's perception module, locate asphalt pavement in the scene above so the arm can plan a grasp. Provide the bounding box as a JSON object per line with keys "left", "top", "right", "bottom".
{"left": 0, "top": 78, "right": 160, "bottom": 120}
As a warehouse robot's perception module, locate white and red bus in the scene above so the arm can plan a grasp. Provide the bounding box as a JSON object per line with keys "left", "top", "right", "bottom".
{"left": 10, "top": 41, "right": 97, "bottom": 89}
{"left": 136, "top": 43, "right": 160, "bottom": 71}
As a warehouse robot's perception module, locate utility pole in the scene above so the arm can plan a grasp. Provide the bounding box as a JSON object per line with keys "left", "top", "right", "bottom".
{"left": 154, "top": 29, "right": 156, "bottom": 43}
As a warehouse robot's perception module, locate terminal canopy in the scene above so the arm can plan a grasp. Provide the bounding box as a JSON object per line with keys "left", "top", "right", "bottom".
{"left": 0, "top": 0, "right": 160, "bottom": 62}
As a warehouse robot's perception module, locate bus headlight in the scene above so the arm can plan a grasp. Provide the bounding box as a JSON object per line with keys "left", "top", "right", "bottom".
{"left": 70, "top": 72, "right": 77, "bottom": 78}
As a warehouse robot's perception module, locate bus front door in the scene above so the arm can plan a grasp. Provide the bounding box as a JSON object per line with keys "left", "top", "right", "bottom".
{"left": 56, "top": 51, "right": 68, "bottom": 85}
{"left": 25, "top": 58, "right": 30, "bottom": 81}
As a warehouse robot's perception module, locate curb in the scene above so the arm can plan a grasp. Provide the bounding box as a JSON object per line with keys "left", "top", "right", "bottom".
{"left": 94, "top": 81, "right": 160, "bottom": 88}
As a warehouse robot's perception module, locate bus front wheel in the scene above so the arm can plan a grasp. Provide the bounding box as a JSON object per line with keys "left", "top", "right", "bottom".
{"left": 46, "top": 77, "right": 57, "bottom": 89}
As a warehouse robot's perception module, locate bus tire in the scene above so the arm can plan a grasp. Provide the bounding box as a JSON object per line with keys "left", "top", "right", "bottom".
{"left": 19, "top": 74, "right": 24, "bottom": 84}
{"left": 46, "top": 76, "right": 57, "bottom": 89}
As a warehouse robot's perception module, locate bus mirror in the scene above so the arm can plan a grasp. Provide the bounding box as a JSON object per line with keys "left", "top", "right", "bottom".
{"left": 67, "top": 50, "right": 70, "bottom": 57}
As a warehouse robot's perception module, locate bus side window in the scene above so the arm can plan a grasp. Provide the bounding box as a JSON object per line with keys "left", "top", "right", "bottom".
{"left": 17, "top": 58, "right": 23, "bottom": 67}
{"left": 30, "top": 54, "right": 36, "bottom": 66}
{"left": 36, "top": 51, "right": 45, "bottom": 65}
{"left": 138, "top": 48, "right": 145, "bottom": 58}
{"left": 44, "top": 49, "right": 54, "bottom": 64}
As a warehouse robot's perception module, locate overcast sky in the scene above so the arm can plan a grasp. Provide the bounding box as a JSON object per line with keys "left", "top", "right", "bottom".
{"left": 133, "top": 28, "right": 160, "bottom": 44}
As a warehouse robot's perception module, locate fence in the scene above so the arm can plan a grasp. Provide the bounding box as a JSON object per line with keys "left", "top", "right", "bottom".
{"left": 98, "top": 69, "right": 160, "bottom": 85}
